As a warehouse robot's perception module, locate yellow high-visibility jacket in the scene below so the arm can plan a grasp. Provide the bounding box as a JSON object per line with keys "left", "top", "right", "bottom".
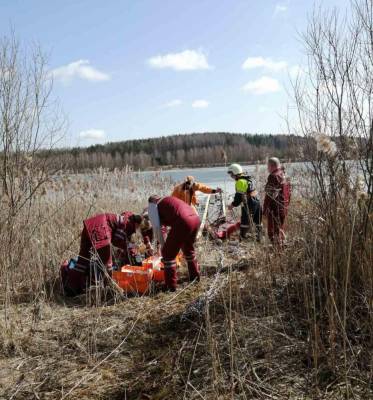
{"left": 171, "top": 182, "right": 215, "bottom": 206}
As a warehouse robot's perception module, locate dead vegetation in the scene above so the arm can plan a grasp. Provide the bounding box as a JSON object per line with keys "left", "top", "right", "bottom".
{"left": 1, "top": 1, "right": 372, "bottom": 398}
{"left": 0, "top": 231, "right": 371, "bottom": 399}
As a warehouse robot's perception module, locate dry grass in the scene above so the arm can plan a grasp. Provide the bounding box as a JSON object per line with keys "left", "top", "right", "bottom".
{"left": 0, "top": 168, "right": 372, "bottom": 400}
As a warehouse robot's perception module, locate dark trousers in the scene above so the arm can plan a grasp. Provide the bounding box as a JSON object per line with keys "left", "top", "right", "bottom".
{"left": 240, "top": 197, "right": 262, "bottom": 240}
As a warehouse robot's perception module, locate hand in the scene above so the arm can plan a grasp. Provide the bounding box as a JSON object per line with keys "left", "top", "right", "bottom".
{"left": 145, "top": 244, "right": 154, "bottom": 257}
{"left": 227, "top": 204, "right": 233, "bottom": 211}
{"left": 215, "top": 187, "right": 222, "bottom": 193}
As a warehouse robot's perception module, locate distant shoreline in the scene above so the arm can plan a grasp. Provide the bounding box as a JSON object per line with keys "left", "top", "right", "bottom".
{"left": 58, "top": 159, "right": 304, "bottom": 175}
{"left": 128, "top": 159, "right": 303, "bottom": 173}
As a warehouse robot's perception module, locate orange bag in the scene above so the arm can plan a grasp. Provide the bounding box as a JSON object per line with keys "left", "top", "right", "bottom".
{"left": 113, "top": 255, "right": 183, "bottom": 295}
{"left": 143, "top": 256, "right": 165, "bottom": 282}
{"left": 113, "top": 265, "right": 153, "bottom": 295}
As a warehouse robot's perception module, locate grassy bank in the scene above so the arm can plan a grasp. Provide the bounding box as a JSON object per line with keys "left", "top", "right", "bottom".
{"left": 0, "top": 168, "right": 371, "bottom": 399}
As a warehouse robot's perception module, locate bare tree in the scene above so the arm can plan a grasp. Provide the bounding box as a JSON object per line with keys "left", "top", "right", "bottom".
{"left": 0, "top": 32, "right": 66, "bottom": 315}
{"left": 292, "top": 0, "right": 372, "bottom": 383}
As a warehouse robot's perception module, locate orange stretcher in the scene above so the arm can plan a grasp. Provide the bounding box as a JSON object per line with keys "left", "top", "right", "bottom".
{"left": 113, "top": 256, "right": 179, "bottom": 295}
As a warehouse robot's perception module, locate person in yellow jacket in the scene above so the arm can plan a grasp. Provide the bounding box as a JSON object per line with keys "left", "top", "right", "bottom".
{"left": 227, "top": 163, "right": 262, "bottom": 241}
{"left": 171, "top": 176, "right": 221, "bottom": 207}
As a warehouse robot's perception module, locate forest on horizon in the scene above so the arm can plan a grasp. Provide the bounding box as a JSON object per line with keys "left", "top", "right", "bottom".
{"left": 50, "top": 132, "right": 309, "bottom": 171}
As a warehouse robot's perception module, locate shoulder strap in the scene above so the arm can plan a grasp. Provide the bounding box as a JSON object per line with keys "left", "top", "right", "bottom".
{"left": 242, "top": 175, "right": 256, "bottom": 193}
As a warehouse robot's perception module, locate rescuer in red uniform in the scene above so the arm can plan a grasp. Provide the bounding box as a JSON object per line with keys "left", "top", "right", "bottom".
{"left": 263, "top": 158, "right": 291, "bottom": 247}
{"left": 148, "top": 195, "right": 201, "bottom": 291}
{"left": 61, "top": 212, "right": 144, "bottom": 295}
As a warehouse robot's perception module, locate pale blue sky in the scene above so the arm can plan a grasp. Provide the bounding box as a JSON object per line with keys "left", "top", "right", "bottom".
{"left": 0, "top": 0, "right": 349, "bottom": 146}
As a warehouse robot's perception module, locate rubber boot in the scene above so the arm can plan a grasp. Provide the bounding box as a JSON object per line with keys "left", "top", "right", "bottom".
{"left": 164, "top": 265, "right": 177, "bottom": 291}
{"left": 187, "top": 260, "right": 200, "bottom": 282}
{"left": 256, "top": 225, "right": 263, "bottom": 243}
{"left": 239, "top": 227, "right": 250, "bottom": 241}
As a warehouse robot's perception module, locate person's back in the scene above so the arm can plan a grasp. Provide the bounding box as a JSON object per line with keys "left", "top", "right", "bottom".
{"left": 83, "top": 213, "right": 119, "bottom": 249}
{"left": 234, "top": 175, "right": 257, "bottom": 197}
{"left": 171, "top": 176, "right": 220, "bottom": 206}
{"left": 172, "top": 182, "right": 194, "bottom": 205}
{"left": 158, "top": 196, "right": 198, "bottom": 226}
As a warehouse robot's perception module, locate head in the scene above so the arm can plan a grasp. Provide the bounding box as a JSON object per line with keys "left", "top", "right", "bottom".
{"left": 129, "top": 214, "right": 143, "bottom": 230}
{"left": 148, "top": 195, "right": 161, "bottom": 204}
{"left": 140, "top": 212, "right": 152, "bottom": 231}
{"left": 267, "top": 157, "right": 281, "bottom": 173}
{"left": 183, "top": 175, "right": 195, "bottom": 190}
{"left": 227, "top": 163, "right": 243, "bottom": 180}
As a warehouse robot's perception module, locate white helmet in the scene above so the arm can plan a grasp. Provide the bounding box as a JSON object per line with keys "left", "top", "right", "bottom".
{"left": 227, "top": 163, "right": 243, "bottom": 175}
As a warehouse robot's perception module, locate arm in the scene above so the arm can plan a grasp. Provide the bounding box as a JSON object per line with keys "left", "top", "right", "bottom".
{"left": 230, "top": 179, "right": 248, "bottom": 208}
{"left": 112, "top": 227, "right": 128, "bottom": 254}
{"left": 231, "top": 192, "right": 244, "bottom": 208}
{"left": 141, "top": 227, "right": 154, "bottom": 256}
{"left": 194, "top": 182, "right": 214, "bottom": 194}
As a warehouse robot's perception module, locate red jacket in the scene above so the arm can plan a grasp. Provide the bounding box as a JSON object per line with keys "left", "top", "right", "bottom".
{"left": 157, "top": 196, "right": 200, "bottom": 228}
{"left": 263, "top": 168, "right": 291, "bottom": 217}
{"left": 83, "top": 212, "right": 139, "bottom": 251}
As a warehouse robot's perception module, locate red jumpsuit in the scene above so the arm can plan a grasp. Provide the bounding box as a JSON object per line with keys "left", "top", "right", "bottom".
{"left": 263, "top": 168, "right": 291, "bottom": 246}
{"left": 62, "top": 212, "right": 139, "bottom": 294}
{"left": 156, "top": 196, "right": 201, "bottom": 290}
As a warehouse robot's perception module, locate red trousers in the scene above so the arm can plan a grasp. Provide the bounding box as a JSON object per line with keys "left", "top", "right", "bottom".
{"left": 267, "top": 211, "right": 286, "bottom": 246}
{"left": 162, "top": 215, "right": 201, "bottom": 290}
{"left": 60, "top": 261, "right": 87, "bottom": 296}
{"left": 76, "top": 227, "right": 113, "bottom": 274}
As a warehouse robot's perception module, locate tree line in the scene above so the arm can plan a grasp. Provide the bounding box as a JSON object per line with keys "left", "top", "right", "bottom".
{"left": 49, "top": 132, "right": 309, "bottom": 171}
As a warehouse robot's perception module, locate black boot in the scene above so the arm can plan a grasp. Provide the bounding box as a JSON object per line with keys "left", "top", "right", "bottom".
{"left": 256, "top": 225, "right": 263, "bottom": 243}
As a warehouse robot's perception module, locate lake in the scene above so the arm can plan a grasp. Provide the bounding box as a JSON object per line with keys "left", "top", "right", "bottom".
{"left": 140, "top": 162, "right": 304, "bottom": 195}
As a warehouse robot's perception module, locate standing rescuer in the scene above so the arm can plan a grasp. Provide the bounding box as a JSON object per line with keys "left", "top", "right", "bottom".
{"left": 172, "top": 176, "right": 221, "bottom": 208}
{"left": 227, "top": 163, "right": 262, "bottom": 241}
{"left": 148, "top": 195, "right": 201, "bottom": 291}
{"left": 263, "top": 157, "right": 291, "bottom": 247}
{"left": 61, "top": 212, "right": 144, "bottom": 295}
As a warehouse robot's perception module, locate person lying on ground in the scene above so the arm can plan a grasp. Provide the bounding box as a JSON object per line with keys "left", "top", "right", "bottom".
{"left": 262, "top": 157, "right": 291, "bottom": 248}
{"left": 227, "top": 163, "right": 262, "bottom": 242}
{"left": 148, "top": 195, "right": 201, "bottom": 292}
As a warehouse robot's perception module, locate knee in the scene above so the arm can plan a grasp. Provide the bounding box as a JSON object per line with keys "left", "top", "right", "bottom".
{"left": 184, "top": 254, "right": 197, "bottom": 263}
{"left": 162, "top": 258, "right": 177, "bottom": 268}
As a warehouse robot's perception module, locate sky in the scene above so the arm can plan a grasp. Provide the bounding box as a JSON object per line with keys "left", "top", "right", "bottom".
{"left": 0, "top": 0, "right": 350, "bottom": 147}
